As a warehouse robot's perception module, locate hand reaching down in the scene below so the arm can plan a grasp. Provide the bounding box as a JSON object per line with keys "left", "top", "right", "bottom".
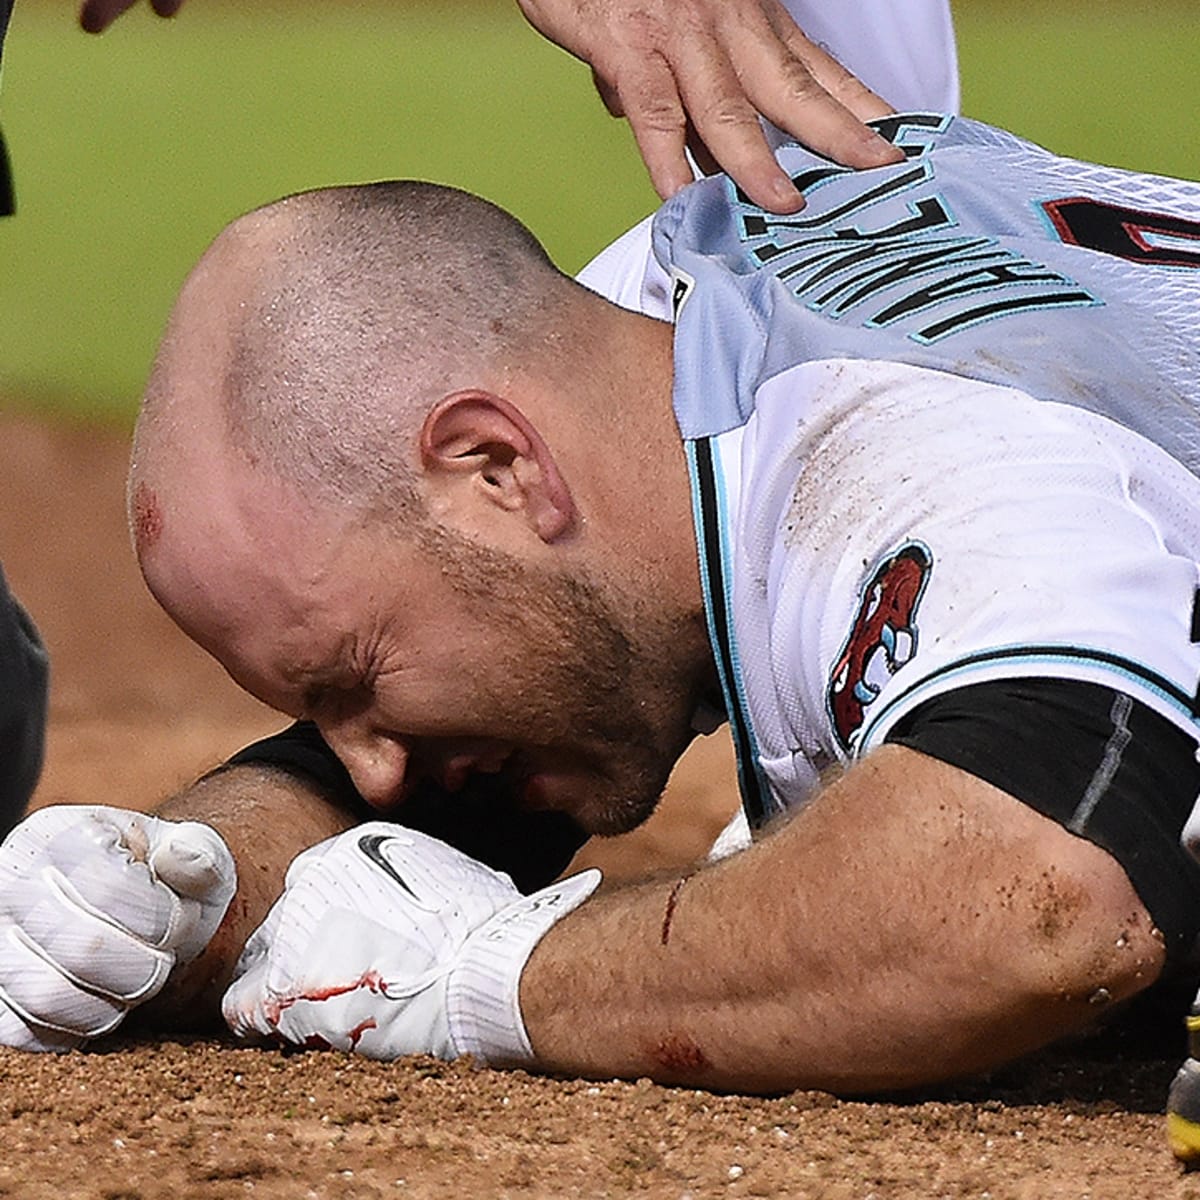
{"left": 0, "top": 805, "right": 235, "bottom": 1050}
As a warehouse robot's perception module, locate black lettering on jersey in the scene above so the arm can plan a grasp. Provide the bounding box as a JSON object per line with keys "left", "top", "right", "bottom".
{"left": 867, "top": 112, "right": 953, "bottom": 158}
{"left": 735, "top": 166, "right": 846, "bottom": 215}
{"left": 737, "top": 158, "right": 1101, "bottom": 343}
{"left": 911, "top": 288, "right": 1098, "bottom": 343}
{"left": 871, "top": 260, "right": 1086, "bottom": 327}
{"left": 733, "top": 167, "right": 840, "bottom": 209}
{"left": 744, "top": 164, "right": 933, "bottom": 259}
{"left": 1043, "top": 197, "right": 1200, "bottom": 269}
{"left": 769, "top": 231, "right": 984, "bottom": 305}
{"left": 807, "top": 236, "right": 1000, "bottom": 316}
{"left": 755, "top": 222, "right": 970, "bottom": 302}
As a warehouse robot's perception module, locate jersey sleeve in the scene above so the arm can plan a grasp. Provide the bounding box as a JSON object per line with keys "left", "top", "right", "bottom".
{"left": 736, "top": 358, "right": 1200, "bottom": 781}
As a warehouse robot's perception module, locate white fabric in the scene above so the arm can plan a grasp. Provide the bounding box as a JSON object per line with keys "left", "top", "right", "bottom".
{"left": 785, "top": 0, "right": 958, "bottom": 117}
{"left": 708, "top": 807, "right": 753, "bottom": 861}
{"left": 723, "top": 358, "right": 1200, "bottom": 809}
{"left": 223, "top": 824, "right": 599, "bottom": 1065}
{"left": 0, "top": 805, "right": 235, "bottom": 1051}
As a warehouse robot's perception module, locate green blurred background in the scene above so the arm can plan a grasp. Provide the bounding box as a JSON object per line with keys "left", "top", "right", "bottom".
{"left": 1, "top": 0, "right": 1199, "bottom": 423}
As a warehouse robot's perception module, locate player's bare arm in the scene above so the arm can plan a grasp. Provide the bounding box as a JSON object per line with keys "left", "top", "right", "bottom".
{"left": 133, "top": 763, "right": 359, "bottom": 1028}
{"left": 0, "top": 762, "right": 355, "bottom": 1050}
{"left": 219, "top": 746, "right": 1162, "bottom": 1093}
{"left": 522, "top": 747, "right": 1163, "bottom": 1091}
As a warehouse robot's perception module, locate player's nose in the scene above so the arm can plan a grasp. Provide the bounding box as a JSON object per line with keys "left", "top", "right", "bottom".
{"left": 316, "top": 718, "right": 411, "bottom": 811}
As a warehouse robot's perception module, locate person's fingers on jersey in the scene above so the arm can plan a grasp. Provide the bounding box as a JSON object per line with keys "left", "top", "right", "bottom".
{"left": 716, "top": 2, "right": 902, "bottom": 173}
{"left": 664, "top": 24, "right": 806, "bottom": 212}
{"left": 149, "top": 0, "right": 187, "bottom": 17}
{"left": 78, "top": 0, "right": 139, "bottom": 33}
{"left": 760, "top": 0, "right": 897, "bottom": 123}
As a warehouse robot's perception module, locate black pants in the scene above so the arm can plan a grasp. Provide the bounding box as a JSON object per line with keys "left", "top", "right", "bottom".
{"left": 0, "top": 563, "right": 46, "bottom": 837}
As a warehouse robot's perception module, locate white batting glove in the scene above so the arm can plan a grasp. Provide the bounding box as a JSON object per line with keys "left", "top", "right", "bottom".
{"left": 0, "top": 805, "right": 236, "bottom": 1052}
{"left": 222, "top": 823, "right": 600, "bottom": 1065}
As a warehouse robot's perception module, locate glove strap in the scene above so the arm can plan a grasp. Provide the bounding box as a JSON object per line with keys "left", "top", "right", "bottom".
{"left": 446, "top": 869, "right": 601, "bottom": 1065}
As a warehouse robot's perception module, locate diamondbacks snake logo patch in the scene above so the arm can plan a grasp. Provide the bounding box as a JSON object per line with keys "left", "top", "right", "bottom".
{"left": 828, "top": 541, "right": 933, "bottom": 751}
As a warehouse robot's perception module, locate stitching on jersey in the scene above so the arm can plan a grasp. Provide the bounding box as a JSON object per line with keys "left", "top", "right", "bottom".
{"left": 1068, "top": 691, "right": 1134, "bottom": 834}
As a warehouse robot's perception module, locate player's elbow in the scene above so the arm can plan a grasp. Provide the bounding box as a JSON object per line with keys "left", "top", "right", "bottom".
{"left": 977, "top": 830, "right": 1165, "bottom": 1061}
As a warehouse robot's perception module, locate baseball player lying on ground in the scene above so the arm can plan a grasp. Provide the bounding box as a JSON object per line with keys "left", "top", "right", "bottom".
{"left": 8, "top": 111, "right": 1200, "bottom": 1158}
{"left": 0, "top": 0, "right": 954, "bottom": 835}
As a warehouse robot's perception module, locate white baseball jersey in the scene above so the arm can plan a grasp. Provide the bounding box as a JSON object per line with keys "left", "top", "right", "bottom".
{"left": 584, "top": 114, "right": 1200, "bottom": 824}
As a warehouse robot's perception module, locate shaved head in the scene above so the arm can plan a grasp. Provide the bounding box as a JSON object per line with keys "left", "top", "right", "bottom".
{"left": 132, "top": 180, "right": 582, "bottom": 531}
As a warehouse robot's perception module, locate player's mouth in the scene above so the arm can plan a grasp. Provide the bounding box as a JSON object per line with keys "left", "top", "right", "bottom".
{"left": 437, "top": 747, "right": 513, "bottom": 794}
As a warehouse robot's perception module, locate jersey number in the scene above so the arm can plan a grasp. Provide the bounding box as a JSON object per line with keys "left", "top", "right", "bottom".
{"left": 1043, "top": 197, "right": 1200, "bottom": 268}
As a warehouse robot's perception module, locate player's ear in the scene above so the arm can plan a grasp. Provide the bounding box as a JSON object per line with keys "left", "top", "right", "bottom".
{"left": 419, "top": 390, "right": 577, "bottom": 543}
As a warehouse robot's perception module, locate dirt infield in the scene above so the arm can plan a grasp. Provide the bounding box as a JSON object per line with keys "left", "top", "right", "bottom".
{"left": 2, "top": 408, "right": 1199, "bottom": 1198}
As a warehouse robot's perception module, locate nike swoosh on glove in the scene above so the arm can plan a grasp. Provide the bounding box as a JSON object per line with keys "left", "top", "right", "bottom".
{"left": 0, "top": 805, "right": 236, "bottom": 1051}
{"left": 222, "top": 823, "right": 600, "bottom": 1065}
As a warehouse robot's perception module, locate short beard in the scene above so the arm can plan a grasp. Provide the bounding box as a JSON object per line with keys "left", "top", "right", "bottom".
{"left": 413, "top": 519, "right": 684, "bottom": 835}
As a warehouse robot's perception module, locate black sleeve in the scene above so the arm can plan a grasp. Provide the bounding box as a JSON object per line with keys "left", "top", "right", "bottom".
{"left": 224, "top": 721, "right": 587, "bottom": 894}
{"left": 884, "top": 677, "right": 1200, "bottom": 968}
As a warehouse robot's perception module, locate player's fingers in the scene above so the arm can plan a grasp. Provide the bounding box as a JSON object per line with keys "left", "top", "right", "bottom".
{"left": 16, "top": 871, "right": 174, "bottom": 1000}
{"left": 145, "top": 820, "right": 232, "bottom": 904}
{"left": 78, "top": 0, "right": 140, "bottom": 34}
{"left": 143, "top": 817, "right": 237, "bottom": 962}
{"left": 0, "top": 996, "right": 80, "bottom": 1053}
{"left": 43, "top": 821, "right": 185, "bottom": 947}
{"left": 149, "top": 0, "right": 187, "bottom": 17}
{"left": 221, "top": 956, "right": 275, "bottom": 1041}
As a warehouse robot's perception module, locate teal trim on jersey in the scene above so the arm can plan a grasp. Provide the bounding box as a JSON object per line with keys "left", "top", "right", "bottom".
{"left": 856, "top": 644, "right": 1200, "bottom": 752}
{"left": 685, "top": 438, "right": 773, "bottom": 825}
